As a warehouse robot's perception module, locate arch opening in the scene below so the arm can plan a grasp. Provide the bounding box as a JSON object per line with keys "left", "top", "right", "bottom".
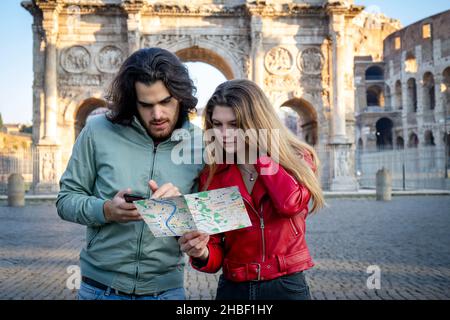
{"left": 424, "top": 130, "right": 435, "bottom": 146}
{"left": 366, "top": 85, "right": 385, "bottom": 107}
{"left": 407, "top": 78, "right": 418, "bottom": 113}
{"left": 74, "top": 98, "right": 108, "bottom": 139}
{"left": 365, "top": 66, "right": 384, "bottom": 81}
{"left": 422, "top": 72, "right": 435, "bottom": 111}
{"left": 375, "top": 117, "right": 393, "bottom": 150}
{"left": 176, "top": 47, "right": 234, "bottom": 81}
{"left": 280, "top": 98, "right": 318, "bottom": 147}
{"left": 396, "top": 136, "right": 405, "bottom": 149}
{"left": 408, "top": 132, "right": 419, "bottom": 148}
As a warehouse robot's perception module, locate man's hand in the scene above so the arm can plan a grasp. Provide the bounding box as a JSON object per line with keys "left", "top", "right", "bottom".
{"left": 178, "top": 231, "right": 210, "bottom": 261}
{"left": 103, "top": 188, "right": 143, "bottom": 223}
{"left": 149, "top": 180, "right": 181, "bottom": 199}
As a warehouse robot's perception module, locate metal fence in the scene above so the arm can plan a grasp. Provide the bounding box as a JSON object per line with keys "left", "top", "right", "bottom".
{"left": 356, "top": 146, "right": 449, "bottom": 190}
{"left": 1, "top": 144, "right": 448, "bottom": 194}
{"left": 0, "top": 148, "right": 34, "bottom": 194}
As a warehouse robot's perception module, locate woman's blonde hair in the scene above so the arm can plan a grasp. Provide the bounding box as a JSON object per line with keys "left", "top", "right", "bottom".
{"left": 202, "top": 79, "right": 325, "bottom": 213}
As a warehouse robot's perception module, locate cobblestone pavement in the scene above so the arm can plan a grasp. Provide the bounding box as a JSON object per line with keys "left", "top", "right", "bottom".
{"left": 1, "top": 196, "right": 449, "bottom": 300}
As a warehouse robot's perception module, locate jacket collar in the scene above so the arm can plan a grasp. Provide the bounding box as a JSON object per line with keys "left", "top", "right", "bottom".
{"left": 212, "top": 163, "right": 267, "bottom": 210}
{"left": 131, "top": 116, "right": 193, "bottom": 142}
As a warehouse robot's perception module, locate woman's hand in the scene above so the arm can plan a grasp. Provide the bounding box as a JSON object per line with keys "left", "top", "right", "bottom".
{"left": 178, "top": 231, "right": 210, "bottom": 261}
{"left": 149, "top": 180, "right": 181, "bottom": 199}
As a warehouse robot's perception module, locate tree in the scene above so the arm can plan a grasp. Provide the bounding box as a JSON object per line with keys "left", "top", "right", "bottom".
{"left": 0, "top": 112, "right": 3, "bottom": 130}
{"left": 20, "top": 124, "right": 33, "bottom": 134}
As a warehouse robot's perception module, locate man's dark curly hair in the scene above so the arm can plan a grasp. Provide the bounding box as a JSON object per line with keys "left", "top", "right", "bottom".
{"left": 106, "top": 47, "right": 197, "bottom": 128}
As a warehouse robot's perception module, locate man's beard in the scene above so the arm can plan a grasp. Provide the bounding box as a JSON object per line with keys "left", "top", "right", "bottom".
{"left": 148, "top": 119, "right": 176, "bottom": 141}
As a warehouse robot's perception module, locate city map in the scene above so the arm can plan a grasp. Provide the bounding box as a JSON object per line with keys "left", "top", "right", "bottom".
{"left": 134, "top": 186, "right": 252, "bottom": 237}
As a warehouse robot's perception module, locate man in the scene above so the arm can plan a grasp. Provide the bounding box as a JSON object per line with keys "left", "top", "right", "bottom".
{"left": 56, "top": 48, "right": 204, "bottom": 300}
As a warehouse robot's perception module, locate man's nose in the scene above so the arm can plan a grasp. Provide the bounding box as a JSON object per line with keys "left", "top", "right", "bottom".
{"left": 151, "top": 105, "right": 163, "bottom": 120}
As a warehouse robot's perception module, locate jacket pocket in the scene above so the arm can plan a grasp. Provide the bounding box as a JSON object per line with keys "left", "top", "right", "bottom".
{"left": 278, "top": 272, "right": 309, "bottom": 294}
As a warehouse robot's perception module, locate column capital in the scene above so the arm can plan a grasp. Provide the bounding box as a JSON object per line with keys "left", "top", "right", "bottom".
{"left": 121, "top": 0, "right": 145, "bottom": 14}
{"left": 122, "top": 2, "right": 144, "bottom": 53}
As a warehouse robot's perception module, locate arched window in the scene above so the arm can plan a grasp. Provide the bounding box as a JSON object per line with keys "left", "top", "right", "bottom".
{"left": 407, "top": 78, "right": 418, "bottom": 113}
{"left": 408, "top": 133, "right": 419, "bottom": 148}
{"left": 396, "top": 136, "right": 404, "bottom": 149}
{"left": 443, "top": 67, "right": 450, "bottom": 117}
{"left": 422, "top": 72, "right": 435, "bottom": 111}
{"left": 366, "top": 85, "right": 385, "bottom": 107}
{"left": 375, "top": 118, "right": 393, "bottom": 150}
{"left": 395, "top": 80, "right": 402, "bottom": 110}
{"left": 365, "top": 66, "right": 384, "bottom": 81}
{"left": 424, "top": 130, "right": 435, "bottom": 146}
{"left": 405, "top": 52, "right": 418, "bottom": 73}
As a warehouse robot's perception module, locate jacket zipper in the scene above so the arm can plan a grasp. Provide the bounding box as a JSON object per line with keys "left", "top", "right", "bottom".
{"left": 290, "top": 218, "right": 299, "bottom": 236}
{"left": 243, "top": 197, "right": 266, "bottom": 263}
{"left": 87, "top": 228, "right": 101, "bottom": 249}
{"left": 133, "top": 144, "right": 157, "bottom": 293}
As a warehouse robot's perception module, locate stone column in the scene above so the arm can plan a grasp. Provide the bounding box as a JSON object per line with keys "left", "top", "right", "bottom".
{"left": 327, "top": 8, "right": 359, "bottom": 191}
{"left": 31, "top": 23, "right": 46, "bottom": 143}
{"left": 329, "top": 13, "right": 346, "bottom": 143}
{"left": 434, "top": 74, "right": 445, "bottom": 117}
{"left": 401, "top": 78, "right": 409, "bottom": 143}
{"left": 42, "top": 22, "right": 58, "bottom": 142}
{"left": 123, "top": 2, "right": 143, "bottom": 54}
{"left": 250, "top": 14, "right": 264, "bottom": 86}
{"left": 32, "top": 4, "right": 61, "bottom": 194}
{"left": 434, "top": 74, "right": 446, "bottom": 176}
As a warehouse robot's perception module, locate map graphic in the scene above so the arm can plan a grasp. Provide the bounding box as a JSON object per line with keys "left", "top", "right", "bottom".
{"left": 134, "top": 186, "right": 252, "bottom": 237}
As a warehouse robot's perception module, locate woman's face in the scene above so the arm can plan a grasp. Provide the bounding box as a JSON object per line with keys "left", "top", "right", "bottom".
{"left": 210, "top": 105, "right": 245, "bottom": 156}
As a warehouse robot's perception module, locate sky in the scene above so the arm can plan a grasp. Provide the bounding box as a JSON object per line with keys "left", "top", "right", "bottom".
{"left": 0, "top": 0, "right": 449, "bottom": 125}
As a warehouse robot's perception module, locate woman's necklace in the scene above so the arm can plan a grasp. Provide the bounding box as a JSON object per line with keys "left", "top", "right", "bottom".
{"left": 239, "top": 165, "right": 257, "bottom": 181}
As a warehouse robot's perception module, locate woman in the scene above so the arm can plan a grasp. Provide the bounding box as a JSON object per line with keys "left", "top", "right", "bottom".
{"left": 179, "top": 79, "right": 325, "bottom": 300}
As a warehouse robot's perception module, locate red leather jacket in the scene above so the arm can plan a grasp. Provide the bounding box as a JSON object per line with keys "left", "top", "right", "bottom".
{"left": 191, "top": 154, "right": 315, "bottom": 282}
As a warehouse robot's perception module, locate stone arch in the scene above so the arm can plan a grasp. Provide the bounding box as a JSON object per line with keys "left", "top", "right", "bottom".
{"left": 176, "top": 47, "right": 235, "bottom": 80}
{"left": 408, "top": 132, "right": 419, "bottom": 148}
{"left": 405, "top": 51, "right": 418, "bottom": 73}
{"left": 443, "top": 67, "right": 450, "bottom": 116}
{"left": 422, "top": 72, "right": 435, "bottom": 111}
{"left": 158, "top": 38, "right": 245, "bottom": 79}
{"left": 407, "top": 78, "right": 418, "bottom": 113}
{"left": 424, "top": 130, "right": 435, "bottom": 146}
{"left": 395, "top": 80, "right": 403, "bottom": 110}
{"left": 375, "top": 117, "right": 393, "bottom": 149}
{"left": 279, "top": 98, "right": 318, "bottom": 147}
{"left": 365, "top": 65, "right": 384, "bottom": 80}
{"left": 396, "top": 136, "right": 405, "bottom": 149}
{"left": 74, "top": 98, "right": 108, "bottom": 138}
{"left": 366, "top": 85, "right": 385, "bottom": 107}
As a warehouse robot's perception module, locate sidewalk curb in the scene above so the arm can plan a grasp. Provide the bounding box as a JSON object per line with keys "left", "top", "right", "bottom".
{"left": 1, "top": 189, "right": 449, "bottom": 204}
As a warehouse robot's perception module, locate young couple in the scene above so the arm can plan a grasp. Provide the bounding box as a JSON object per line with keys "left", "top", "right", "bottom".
{"left": 56, "top": 47, "right": 324, "bottom": 301}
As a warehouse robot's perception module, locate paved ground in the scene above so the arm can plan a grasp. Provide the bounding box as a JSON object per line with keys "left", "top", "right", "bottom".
{"left": 1, "top": 196, "right": 449, "bottom": 300}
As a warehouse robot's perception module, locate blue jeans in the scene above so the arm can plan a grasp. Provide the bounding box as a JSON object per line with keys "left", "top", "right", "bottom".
{"left": 215, "top": 271, "right": 311, "bottom": 300}
{"left": 77, "top": 281, "right": 185, "bottom": 300}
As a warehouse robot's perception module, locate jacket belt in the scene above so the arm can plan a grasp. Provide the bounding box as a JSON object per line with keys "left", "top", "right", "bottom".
{"left": 223, "top": 249, "right": 310, "bottom": 282}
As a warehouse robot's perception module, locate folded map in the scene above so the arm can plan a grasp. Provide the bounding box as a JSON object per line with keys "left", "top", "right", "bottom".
{"left": 133, "top": 186, "right": 252, "bottom": 237}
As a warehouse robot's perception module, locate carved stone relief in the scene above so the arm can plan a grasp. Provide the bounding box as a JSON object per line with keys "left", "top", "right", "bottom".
{"left": 265, "top": 46, "right": 294, "bottom": 76}
{"left": 60, "top": 45, "right": 90, "bottom": 73}
{"left": 96, "top": 46, "right": 124, "bottom": 73}
{"left": 298, "top": 47, "right": 324, "bottom": 75}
